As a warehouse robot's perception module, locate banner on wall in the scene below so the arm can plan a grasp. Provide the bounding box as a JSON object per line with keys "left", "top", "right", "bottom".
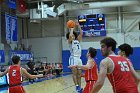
{"left": 0, "top": 50, "right": 5, "bottom": 63}
{"left": 8, "top": 0, "right": 16, "bottom": 9}
{"left": 11, "top": 16, "right": 18, "bottom": 42}
{"left": 11, "top": 51, "right": 33, "bottom": 61}
{"left": 5, "top": 13, "right": 18, "bottom": 43}
{"left": 5, "top": 13, "right": 11, "bottom": 44}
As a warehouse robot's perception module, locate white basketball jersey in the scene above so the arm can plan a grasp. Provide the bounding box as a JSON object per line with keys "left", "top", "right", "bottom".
{"left": 69, "top": 40, "right": 81, "bottom": 57}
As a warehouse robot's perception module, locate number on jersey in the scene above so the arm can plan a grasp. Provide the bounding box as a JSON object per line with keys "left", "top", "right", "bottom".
{"left": 77, "top": 45, "right": 80, "bottom": 49}
{"left": 12, "top": 70, "right": 16, "bottom": 76}
{"left": 118, "top": 61, "right": 130, "bottom": 71}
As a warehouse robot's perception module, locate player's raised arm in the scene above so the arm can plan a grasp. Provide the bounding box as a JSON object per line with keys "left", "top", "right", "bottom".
{"left": 66, "top": 20, "right": 75, "bottom": 44}
{"left": 21, "top": 68, "right": 43, "bottom": 79}
{"left": 66, "top": 28, "right": 74, "bottom": 44}
{"left": 77, "top": 22, "right": 83, "bottom": 42}
{"left": 0, "top": 68, "right": 9, "bottom": 77}
{"left": 69, "top": 28, "right": 74, "bottom": 39}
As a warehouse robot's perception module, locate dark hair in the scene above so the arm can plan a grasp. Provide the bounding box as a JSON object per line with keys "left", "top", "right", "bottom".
{"left": 118, "top": 43, "right": 133, "bottom": 57}
{"left": 66, "top": 31, "right": 78, "bottom": 40}
{"left": 100, "top": 37, "right": 117, "bottom": 52}
{"left": 88, "top": 47, "right": 97, "bottom": 58}
{"left": 12, "top": 56, "right": 20, "bottom": 64}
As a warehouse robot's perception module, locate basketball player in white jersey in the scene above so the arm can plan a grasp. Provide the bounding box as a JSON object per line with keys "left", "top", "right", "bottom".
{"left": 66, "top": 21, "right": 83, "bottom": 93}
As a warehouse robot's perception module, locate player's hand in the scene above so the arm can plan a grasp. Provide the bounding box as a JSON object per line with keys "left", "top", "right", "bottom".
{"left": 80, "top": 73, "right": 85, "bottom": 77}
{"left": 38, "top": 74, "right": 43, "bottom": 78}
{"left": 27, "top": 67, "right": 31, "bottom": 70}
{"left": 75, "top": 20, "right": 80, "bottom": 26}
{"left": 68, "top": 65, "right": 77, "bottom": 68}
{"left": 68, "top": 65, "right": 72, "bottom": 68}
{"left": 70, "top": 28, "right": 74, "bottom": 31}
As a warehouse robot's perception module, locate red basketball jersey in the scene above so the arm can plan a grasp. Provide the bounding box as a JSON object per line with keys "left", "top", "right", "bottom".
{"left": 107, "top": 55, "right": 138, "bottom": 93}
{"left": 9, "top": 65, "right": 22, "bottom": 85}
{"left": 85, "top": 60, "right": 98, "bottom": 81}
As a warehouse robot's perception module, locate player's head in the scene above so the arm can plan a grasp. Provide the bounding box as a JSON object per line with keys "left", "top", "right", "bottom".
{"left": 12, "top": 55, "right": 21, "bottom": 64}
{"left": 66, "top": 31, "right": 78, "bottom": 40}
{"left": 30, "top": 58, "right": 33, "bottom": 62}
{"left": 118, "top": 43, "right": 133, "bottom": 57}
{"left": 100, "top": 37, "right": 117, "bottom": 57}
{"left": 87, "top": 47, "right": 97, "bottom": 58}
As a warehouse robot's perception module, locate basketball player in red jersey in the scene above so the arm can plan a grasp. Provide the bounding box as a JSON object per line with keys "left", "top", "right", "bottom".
{"left": 0, "top": 56, "right": 43, "bottom": 93}
{"left": 91, "top": 37, "right": 139, "bottom": 93}
{"left": 78, "top": 47, "right": 98, "bottom": 93}
{"left": 118, "top": 43, "right": 140, "bottom": 85}
{"left": 69, "top": 47, "right": 98, "bottom": 93}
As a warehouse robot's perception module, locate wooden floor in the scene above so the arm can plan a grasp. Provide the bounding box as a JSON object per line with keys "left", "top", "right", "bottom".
{"left": 1, "top": 72, "right": 140, "bottom": 93}
{"left": 24, "top": 75, "right": 114, "bottom": 93}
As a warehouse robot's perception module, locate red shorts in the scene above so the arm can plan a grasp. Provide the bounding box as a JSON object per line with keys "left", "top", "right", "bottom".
{"left": 9, "top": 86, "right": 26, "bottom": 93}
{"left": 83, "top": 81, "right": 96, "bottom": 93}
{"left": 115, "top": 88, "right": 139, "bottom": 93}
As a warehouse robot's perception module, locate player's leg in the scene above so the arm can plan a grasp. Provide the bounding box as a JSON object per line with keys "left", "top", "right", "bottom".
{"left": 82, "top": 82, "right": 89, "bottom": 93}
{"left": 15, "top": 86, "right": 26, "bottom": 93}
{"left": 76, "top": 69, "right": 82, "bottom": 93}
{"left": 75, "top": 57, "right": 83, "bottom": 92}
{"left": 69, "top": 56, "right": 79, "bottom": 87}
{"left": 71, "top": 67, "right": 78, "bottom": 86}
{"left": 77, "top": 69, "right": 82, "bottom": 87}
{"left": 83, "top": 81, "right": 96, "bottom": 93}
{"left": 89, "top": 81, "right": 96, "bottom": 93}
{"left": 19, "top": 86, "right": 26, "bottom": 93}
{"left": 77, "top": 58, "right": 83, "bottom": 87}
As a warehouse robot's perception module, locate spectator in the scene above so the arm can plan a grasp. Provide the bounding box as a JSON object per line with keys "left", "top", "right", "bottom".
{"left": 26, "top": 58, "right": 36, "bottom": 83}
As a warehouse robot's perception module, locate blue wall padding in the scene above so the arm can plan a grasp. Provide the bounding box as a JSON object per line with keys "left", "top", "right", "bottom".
{"left": 62, "top": 49, "right": 104, "bottom": 72}
{"left": 129, "top": 47, "right": 140, "bottom": 70}
{"left": 62, "top": 50, "right": 71, "bottom": 72}
{"left": 62, "top": 47, "right": 140, "bottom": 72}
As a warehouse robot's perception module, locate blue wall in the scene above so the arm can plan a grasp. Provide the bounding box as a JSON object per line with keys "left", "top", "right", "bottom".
{"left": 62, "top": 47, "right": 140, "bottom": 72}
{"left": 129, "top": 47, "right": 140, "bottom": 70}
{"left": 62, "top": 49, "right": 104, "bottom": 72}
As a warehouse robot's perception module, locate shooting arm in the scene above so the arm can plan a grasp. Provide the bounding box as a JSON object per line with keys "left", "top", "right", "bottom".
{"left": 67, "top": 28, "right": 74, "bottom": 44}
{"left": 77, "top": 23, "right": 83, "bottom": 41}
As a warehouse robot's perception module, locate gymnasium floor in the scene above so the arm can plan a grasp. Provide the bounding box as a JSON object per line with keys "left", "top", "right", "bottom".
{"left": 0, "top": 72, "right": 140, "bottom": 93}
{"left": 25, "top": 75, "right": 114, "bottom": 93}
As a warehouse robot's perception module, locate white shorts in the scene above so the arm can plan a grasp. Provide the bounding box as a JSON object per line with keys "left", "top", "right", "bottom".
{"left": 69, "top": 56, "right": 82, "bottom": 66}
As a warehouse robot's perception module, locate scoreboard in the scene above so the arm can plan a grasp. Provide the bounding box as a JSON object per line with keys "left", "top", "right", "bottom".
{"left": 78, "top": 14, "right": 106, "bottom": 37}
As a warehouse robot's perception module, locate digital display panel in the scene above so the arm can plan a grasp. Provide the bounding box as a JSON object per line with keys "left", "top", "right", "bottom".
{"left": 78, "top": 14, "right": 106, "bottom": 37}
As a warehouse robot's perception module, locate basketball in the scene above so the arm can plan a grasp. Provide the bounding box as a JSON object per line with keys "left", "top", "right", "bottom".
{"left": 67, "top": 20, "right": 76, "bottom": 28}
